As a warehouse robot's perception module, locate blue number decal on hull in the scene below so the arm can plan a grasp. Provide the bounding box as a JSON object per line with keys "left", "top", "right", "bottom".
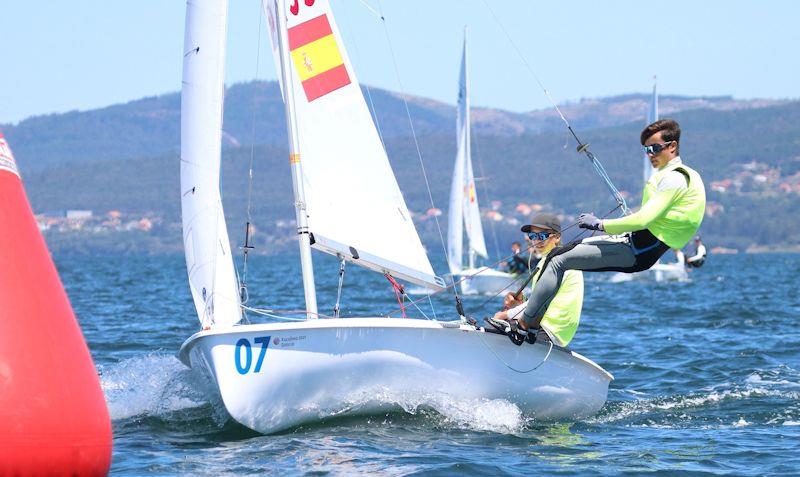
{"left": 254, "top": 336, "right": 270, "bottom": 373}
{"left": 235, "top": 338, "right": 252, "bottom": 374}
{"left": 235, "top": 336, "right": 271, "bottom": 375}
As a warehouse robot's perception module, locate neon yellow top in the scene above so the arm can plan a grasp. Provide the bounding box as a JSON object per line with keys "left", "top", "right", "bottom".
{"left": 509, "top": 257, "right": 583, "bottom": 346}
{"left": 603, "top": 157, "right": 706, "bottom": 249}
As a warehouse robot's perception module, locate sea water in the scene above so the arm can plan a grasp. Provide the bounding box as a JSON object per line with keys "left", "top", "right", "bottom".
{"left": 57, "top": 252, "right": 800, "bottom": 475}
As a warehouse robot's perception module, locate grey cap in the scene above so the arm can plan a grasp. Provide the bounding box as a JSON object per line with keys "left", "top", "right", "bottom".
{"left": 521, "top": 213, "right": 561, "bottom": 233}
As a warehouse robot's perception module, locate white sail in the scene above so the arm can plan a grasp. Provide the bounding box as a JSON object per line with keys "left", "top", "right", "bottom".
{"left": 447, "top": 29, "right": 487, "bottom": 273}
{"left": 459, "top": 32, "right": 487, "bottom": 264}
{"left": 267, "top": 0, "right": 441, "bottom": 290}
{"left": 643, "top": 79, "right": 658, "bottom": 185}
{"left": 181, "top": 0, "right": 242, "bottom": 328}
{"left": 446, "top": 121, "right": 465, "bottom": 274}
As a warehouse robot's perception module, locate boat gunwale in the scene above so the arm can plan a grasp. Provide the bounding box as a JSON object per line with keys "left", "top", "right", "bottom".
{"left": 179, "top": 317, "right": 613, "bottom": 381}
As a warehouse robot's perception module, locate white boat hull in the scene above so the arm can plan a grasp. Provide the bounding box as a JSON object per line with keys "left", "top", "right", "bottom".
{"left": 455, "top": 267, "right": 517, "bottom": 296}
{"left": 179, "top": 318, "right": 612, "bottom": 434}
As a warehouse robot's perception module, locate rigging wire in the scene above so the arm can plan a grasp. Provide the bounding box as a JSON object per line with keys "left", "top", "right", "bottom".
{"left": 333, "top": 257, "right": 346, "bottom": 318}
{"left": 478, "top": 0, "right": 630, "bottom": 215}
{"left": 374, "top": 0, "right": 463, "bottom": 310}
{"left": 240, "top": 1, "right": 266, "bottom": 306}
{"left": 339, "top": 0, "right": 388, "bottom": 150}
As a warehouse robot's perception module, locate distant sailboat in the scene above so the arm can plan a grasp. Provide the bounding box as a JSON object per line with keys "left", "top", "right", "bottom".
{"left": 178, "top": 0, "right": 611, "bottom": 434}
{"left": 447, "top": 29, "right": 516, "bottom": 296}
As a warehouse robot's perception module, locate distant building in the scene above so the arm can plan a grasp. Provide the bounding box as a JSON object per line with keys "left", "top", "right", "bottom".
{"left": 66, "top": 210, "right": 92, "bottom": 220}
{"left": 485, "top": 210, "right": 504, "bottom": 222}
{"left": 425, "top": 208, "right": 442, "bottom": 217}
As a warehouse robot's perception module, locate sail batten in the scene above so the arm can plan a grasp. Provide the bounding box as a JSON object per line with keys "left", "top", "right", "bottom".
{"left": 266, "top": 0, "right": 441, "bottom": 291}
{"left": 181, "top": 0, "right": 241, "bottom": 328}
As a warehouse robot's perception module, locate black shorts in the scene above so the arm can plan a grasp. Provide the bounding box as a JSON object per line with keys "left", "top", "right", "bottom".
{"left": 581, "top": 229, "right": 670, "bottom": 273}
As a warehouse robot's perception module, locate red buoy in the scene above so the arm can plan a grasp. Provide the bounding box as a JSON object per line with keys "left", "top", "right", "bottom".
{"left": 0, "top": 133, "right": 112, "bottom": 475}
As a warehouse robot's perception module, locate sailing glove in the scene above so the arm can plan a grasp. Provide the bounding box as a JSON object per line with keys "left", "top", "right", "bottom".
{"left": 578, "top": 213, "right": 604, "bottom": 231}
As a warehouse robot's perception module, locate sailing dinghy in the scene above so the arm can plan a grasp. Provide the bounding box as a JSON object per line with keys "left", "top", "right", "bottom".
{"left": 178, "top": 0, "right": 612, "bottom": 434}
{"left": 446, "top": 30, "right": 516, "bottom": 296}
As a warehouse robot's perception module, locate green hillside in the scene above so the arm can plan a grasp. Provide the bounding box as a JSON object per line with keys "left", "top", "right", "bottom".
{"left": 22, "top": 99, "right": 800, "bottom": 254}
{"left": 4, "top": 79, "right": 782, "bottom": 172}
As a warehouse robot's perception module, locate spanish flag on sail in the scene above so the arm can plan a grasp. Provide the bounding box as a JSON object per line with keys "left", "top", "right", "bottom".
{"left": 288, "top": 14, "right": 351, "bottom": 102}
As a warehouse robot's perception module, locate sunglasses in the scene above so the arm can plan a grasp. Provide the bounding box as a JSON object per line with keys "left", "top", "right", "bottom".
{"left": 644, "top": 141, "right": 674, "bottom": 156}
{"left": 527, "top": 231, "right": 555, "bottom": 241}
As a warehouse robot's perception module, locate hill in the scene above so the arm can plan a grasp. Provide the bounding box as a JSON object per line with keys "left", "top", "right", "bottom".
{"left": 3, "top": 80, "right": 786, "bottom": 172}
{"left": 18, "top": 95, "right": 800, "bottom": 254}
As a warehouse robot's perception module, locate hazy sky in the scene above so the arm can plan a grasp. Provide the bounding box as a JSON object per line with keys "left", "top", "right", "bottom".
{"left": 2, "top": 0, "right": 798, "bottom": 124}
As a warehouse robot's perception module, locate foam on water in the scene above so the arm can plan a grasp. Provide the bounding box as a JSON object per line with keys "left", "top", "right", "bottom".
{"left": 385, "top": 391, "right": 525, "bottom": 434}
{"left": 101, "top": 354, "right": 526, "bottom": 433}
{"left": 100, "top": 354, "right": 210, "bottom": 421}
{"left": 298, "top": 386, "right": 527, "bottom": 434}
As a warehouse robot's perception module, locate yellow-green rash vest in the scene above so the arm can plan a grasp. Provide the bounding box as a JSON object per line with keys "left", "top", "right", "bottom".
{"left": 527, "top": 257, "right": 583, "bottom": 347}
{"left": 604, "top": 159, "right": 706, "bottom": 249}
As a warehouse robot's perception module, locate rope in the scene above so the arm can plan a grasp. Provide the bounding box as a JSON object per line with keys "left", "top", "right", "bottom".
{"left": 478, "top": 0, "right": 630, "bottom": 215}
{"left": 385, "top": 273, "right": 407, "bottom": 318}
{"left": 476, "top": 330, "right": 555, "bottom": 374}
{"left": 240, "top": 305, "right": 333, "bottom": 321}
{"left": 374, "top": 0, "right": 461, "bottom": 309}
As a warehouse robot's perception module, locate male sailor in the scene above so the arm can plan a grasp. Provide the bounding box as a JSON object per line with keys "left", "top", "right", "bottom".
{"left": 504, "top": 241, "right": 530, "bottom": 275}
{"left": 504, "top": 119, "right": 705, "bottom": 341}
{"left": 686, "top": 235, "right": 707, "bottom": 268}
{"left": 488, "top": 213, "right": 583, "bottom": 347}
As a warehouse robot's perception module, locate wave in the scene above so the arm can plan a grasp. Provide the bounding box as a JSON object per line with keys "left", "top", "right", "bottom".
{"left": 99, "top": 353, "right": 213, "bottom": 421}
{"left": 366, "top": 389, "right": 526, "bottom": 434}
{"left": 592, "top": 367, "right": 800, "bottom": 428}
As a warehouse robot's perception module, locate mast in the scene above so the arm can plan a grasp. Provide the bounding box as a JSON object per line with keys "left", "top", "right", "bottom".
{"left": 461, "top": 26, "right": 488, "bottom": 269}
{"left": 274, "top": 0, "right": 318, "bottom": 318}
{"left": 464, "top": 27, "right": 473, "bottom": 271}
{"left": 644, "top": 76, "right": 658, "bottom": 186}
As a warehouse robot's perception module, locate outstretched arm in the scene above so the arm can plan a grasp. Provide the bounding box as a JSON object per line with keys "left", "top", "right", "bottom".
{"left": 602, "top": 188, "right": 680, "bottom": 234}
{"left": 603, "top": 171, "right": 688, "bottom": 234}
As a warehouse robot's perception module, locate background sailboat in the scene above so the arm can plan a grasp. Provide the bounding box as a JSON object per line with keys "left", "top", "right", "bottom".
{"left": 447, "top": 29, "right": 517, "bottom": 296}
{"left": 178, "top": 0, "right": 611, "bottom": 434}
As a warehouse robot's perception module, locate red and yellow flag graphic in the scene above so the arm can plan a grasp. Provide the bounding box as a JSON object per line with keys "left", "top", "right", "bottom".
{"left": 288, "top": 14, "right": 351, "bottom": 102}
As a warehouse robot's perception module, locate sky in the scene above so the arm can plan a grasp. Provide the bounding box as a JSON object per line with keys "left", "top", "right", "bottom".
{"left": 1, "top": 0, "right": 798, "bottom": 124}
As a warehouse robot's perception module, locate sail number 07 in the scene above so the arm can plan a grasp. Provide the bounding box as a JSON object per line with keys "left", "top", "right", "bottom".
{"left": 234, "top": 336, "right": 271, "bottom": 375}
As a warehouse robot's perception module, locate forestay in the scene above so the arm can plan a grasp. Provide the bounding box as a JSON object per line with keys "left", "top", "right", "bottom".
{"left": 180, "top": 0, "right": 242, "bottom": 328}
{"left": 447, "top": 30, "right": 487, "bottom": 274}
{"left": 266, "top": 0, "right": 441, "bottom": 290}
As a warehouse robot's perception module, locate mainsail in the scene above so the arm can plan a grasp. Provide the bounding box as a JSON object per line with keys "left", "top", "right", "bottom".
{"left": 180, "top": 0, "right": 242, "bottom": 328}
{"left": 643, "top": 79, "right": 658, "bottom": 185}
{"left": 447, "top": 29, "right": 487, "bottom": 274}
{"left": 267, "top": 0, "right": 441, "bottom": 290}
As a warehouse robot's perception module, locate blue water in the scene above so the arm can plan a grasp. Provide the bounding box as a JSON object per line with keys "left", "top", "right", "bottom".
{"left": 58, "top": 252, "right": 800, "bottom": 475}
